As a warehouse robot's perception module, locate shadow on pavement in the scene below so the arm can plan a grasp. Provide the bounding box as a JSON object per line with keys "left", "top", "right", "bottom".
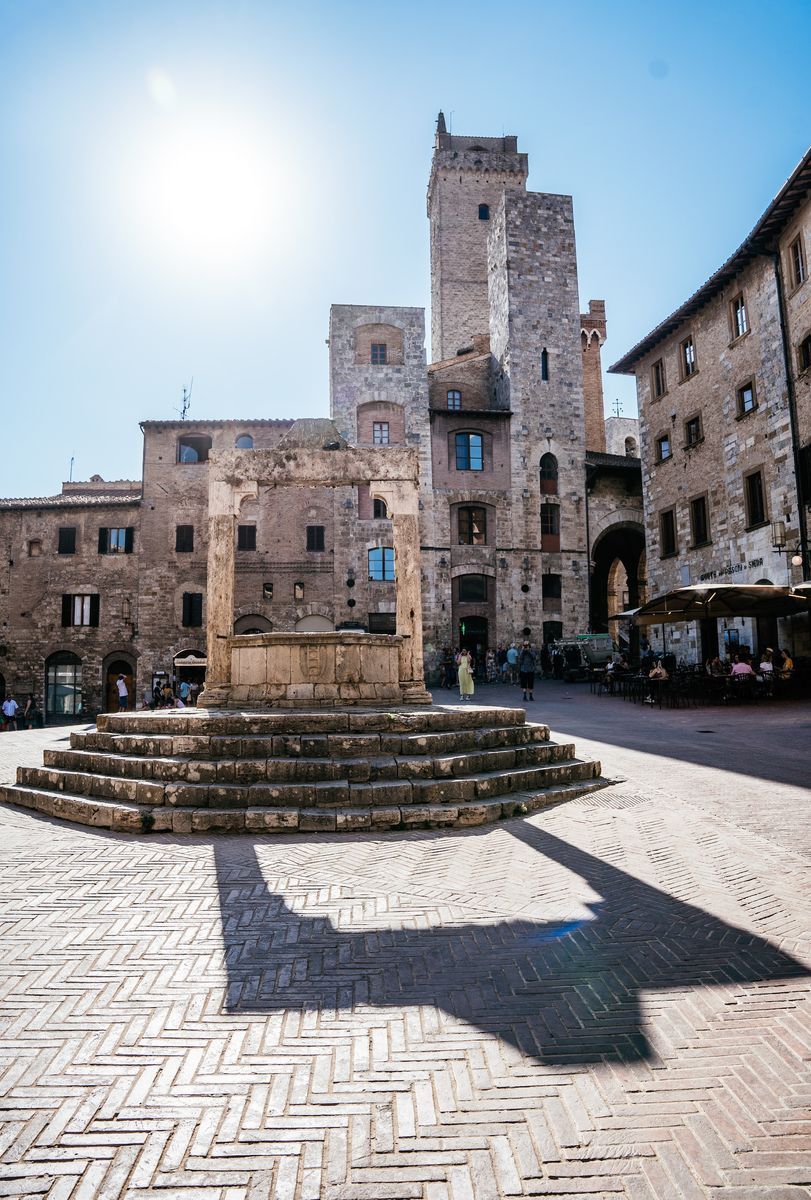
{"left": 214, "top": 828, "right": 807, "bottom": 1066}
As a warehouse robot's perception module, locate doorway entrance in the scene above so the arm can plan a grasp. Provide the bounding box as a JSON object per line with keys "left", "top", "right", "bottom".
{"left": 45, "top": 652, "right": 82, "bottom": 723}
{"left": 459, "top": 616, "right": 488, "bottom": 661}
{"left": 700, "top": 618, "right": 719, "bottom": 663}
{"left": 105, "top": 659, "right": 135, "bottom": 713}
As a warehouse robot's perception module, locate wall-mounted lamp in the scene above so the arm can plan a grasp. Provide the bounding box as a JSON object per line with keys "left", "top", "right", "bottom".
{"left": 771, "top": 520, "right": 805, "bottom": 567}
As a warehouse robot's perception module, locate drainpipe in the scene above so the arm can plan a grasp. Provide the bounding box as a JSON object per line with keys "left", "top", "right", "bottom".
{"left": 773, "top": 251, "right": 810, "bottom": 582}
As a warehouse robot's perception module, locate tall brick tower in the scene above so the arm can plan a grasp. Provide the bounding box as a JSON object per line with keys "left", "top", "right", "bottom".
{"left": 427, "top": 112, "right": 527, "bottom": 362}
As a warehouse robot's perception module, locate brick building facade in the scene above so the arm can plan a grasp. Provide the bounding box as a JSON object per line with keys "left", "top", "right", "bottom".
{"left": 0, "top": 116, "right": 642, "bottom": 717}
{"left": 611, "top": 146, "right": 811, "bottom": 663}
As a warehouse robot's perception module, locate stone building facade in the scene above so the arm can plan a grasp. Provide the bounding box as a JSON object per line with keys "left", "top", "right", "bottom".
{"left": 611, "top": 146, "right": 811, "bottom": 662}
{"left": 0, "top": 116, "right": 644, "bottom": 716}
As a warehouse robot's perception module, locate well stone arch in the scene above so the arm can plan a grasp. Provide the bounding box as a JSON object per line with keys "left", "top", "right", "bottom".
{"left": 201, "top": 419, "right": 429, "bottom": 708}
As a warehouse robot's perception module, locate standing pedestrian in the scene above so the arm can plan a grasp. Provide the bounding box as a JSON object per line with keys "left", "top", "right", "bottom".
{"left": 2, "top": 695, "right": 19, "bottom": 731}
{"left": 456, "top": 649, "right": 475, "bottom": 702}
{"left": 518, "top": 641, "right": 537, "bottom": 702}
{"left": 115, "top": 674, "right": 129, "bottom": 712}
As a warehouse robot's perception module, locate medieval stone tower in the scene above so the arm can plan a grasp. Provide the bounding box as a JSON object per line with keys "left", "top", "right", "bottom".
{"left": 328, "top": 114, "right": 626, "bottom": 661}
{"left": 428, "top": 113, "right": 528, "bottom": 363}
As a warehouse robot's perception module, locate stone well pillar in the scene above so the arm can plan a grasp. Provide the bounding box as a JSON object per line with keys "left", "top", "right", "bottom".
{"left": 199, "top": 478, "right": 257, "bottom": 709}
{"left": 376, "top": 479, "right": 432, "bottom": 705}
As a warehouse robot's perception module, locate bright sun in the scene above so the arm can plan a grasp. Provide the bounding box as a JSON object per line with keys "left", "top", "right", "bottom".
{"left": 131, "top": 83, "right": 275, "bottom": 269}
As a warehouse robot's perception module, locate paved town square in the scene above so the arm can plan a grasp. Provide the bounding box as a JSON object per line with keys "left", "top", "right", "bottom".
{"left": 1, "top": 688, "right": 808, "bottom": 1199}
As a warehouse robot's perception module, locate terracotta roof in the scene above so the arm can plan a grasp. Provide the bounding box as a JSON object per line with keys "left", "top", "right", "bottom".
{"left": 586, "top": 451, "right": 641, "bottom": 470}
{"left": 139, "top": 418, "right": 296, "bottom": 430}
{"left": 610, "top": 144, "right": 811, "bottom": 374}
{"left": 0, "top": 493, "right": 142, "bottom": 510}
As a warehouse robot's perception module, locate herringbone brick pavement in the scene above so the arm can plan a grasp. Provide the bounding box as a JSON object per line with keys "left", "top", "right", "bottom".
{"left": 0, "top": 726, "right": 809, "bottom": 1198}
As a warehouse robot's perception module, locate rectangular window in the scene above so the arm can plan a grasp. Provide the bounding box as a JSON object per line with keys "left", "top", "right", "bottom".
{"left": 370, "top": 343, "right": 387, "bottom": 365}
{"left": 542, "top": 573, "right": 562, "bottom": 599}
{"left": 455, "top": 432, "right": 484, "bottom": 471}
{"left": 372, "top": 421, "right": 390, "bottom": 445}
{"left": 540, "top": 503, "right": 560, "bottom": 552}
{"left": 447, "top": 390, "right": 462, "bottom": 410}
{"left": 293, "top": 582, "right": 304, "bottom": 601}
{"left": 458, "top": 575, "right": 487, "bottom": 602}
{"left": 729, "top": 293, "right": 748, "bottom": 340}
{"left": 368, "top": 547, "right": 395, "bottom": 581}
{"left": 458, "top": 506, "right": 487, "bottom": 545}
{"left": 737, "top": 380, "right": 756, "bottom": 416}
{"left": 306, "top": 525, "right": 325, "bottom": 552}
{"left": 799, "top": 333, "right": 811, "bottom": 373}
{"left": 745, "top": 470, "right": 767, "bottom": 527}
{"left": 679, "top": 335, "right": 697, "bottom": 379}
{"left": 690, "top": 496, "right": 710, "bottom": 546}
{"left": 61, "top": 593, "right": 100, "bottom": 627}
{"left": 789, "top": 235, "right": 807, "bottom": 289}
{"left": 368, "top": 612, "right": 396, "bottom": 634}
{"left": 656, "top": 433, "right": 672, "bottom": 462}
{"left": 651, "top": 358, "right": 666, "bottom": 398}
{"left": 684, "top": 415, "right": 702, "bottom": 446}
{"left": 263, "top": 582, "right": 273, "bottom": 600}
{"left": 237, "top": 524, "right": 257, "bottom": 551}
{"left": 175, "top": 525, "right": 194, "bottom": 553}
{"left": 98, "top": 527, "right": 133, "bottom": 554}
{"left": 659, "top": 509, "right": 677, "bottom": 557}
{"left": 58, "top": 527, "right": 76, "bottom": 555}
{"left": 182, "top": 592, "right": 203, "bottom": 627}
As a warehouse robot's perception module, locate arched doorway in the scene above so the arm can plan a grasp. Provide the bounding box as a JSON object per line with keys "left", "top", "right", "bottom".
{"left": 103, "top": 656, "right": 135, "bottom": 713}
{"left": 590, "top": 525, "right": 646, "bottom": 659}
{"left": 294, "top": 615, "right": 334, "bottom": 632}
{"left": 45, "top": 652, "right": 83, "bottom": 723}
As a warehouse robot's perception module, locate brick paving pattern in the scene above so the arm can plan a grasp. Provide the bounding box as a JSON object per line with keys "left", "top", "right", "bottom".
{"left": 0, "top": 708, "right": 809, "bottom": 1198}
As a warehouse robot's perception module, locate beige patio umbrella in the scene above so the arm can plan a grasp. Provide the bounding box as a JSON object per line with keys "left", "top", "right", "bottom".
{"left": 611, "top": 583, "right": 811, "bottom": 626}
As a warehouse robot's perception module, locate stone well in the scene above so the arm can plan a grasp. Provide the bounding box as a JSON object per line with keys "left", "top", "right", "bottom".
{"left": 229, "top": 631, "right": 404, "bottom": 708}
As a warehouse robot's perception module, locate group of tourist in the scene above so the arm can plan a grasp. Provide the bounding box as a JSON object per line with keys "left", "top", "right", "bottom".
{"left": 705, "top": 647, "right": 793, "bottom": 678}
{"left": 146, "top": 679, "right": 200, "bottom": 710}
{"left": 1, "top": 693, "right": 41, "bottom": 731}
{"left": 439, "top": 641, "right": 543, "bottom": 703}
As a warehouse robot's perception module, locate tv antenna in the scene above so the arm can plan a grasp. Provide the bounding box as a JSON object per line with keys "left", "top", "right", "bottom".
{"left": 69, "top": 455, "right": 74, "bottom": 482}
{"left": 612, "top": 398, "right": 622, "bottom": 418}
{"left": 176, "top": 378, "right": 193, "bottom": 420}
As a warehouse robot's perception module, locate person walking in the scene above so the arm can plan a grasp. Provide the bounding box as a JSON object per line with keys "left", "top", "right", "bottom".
{"left": 2, "top": 695, "right": 19, "bottom": 731}
{"left": 456, "top": 649, "right": 475, "bottom": 702}
{"left": 518, "top": 641, "right": 537, "bottom": 702}
{"left": 506, "top": 642, "right": 519, "bottom": 684}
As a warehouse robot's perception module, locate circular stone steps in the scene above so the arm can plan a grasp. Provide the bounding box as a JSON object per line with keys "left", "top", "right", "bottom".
{"left": 0, "top": 705, "right": 605, "bottom": 834}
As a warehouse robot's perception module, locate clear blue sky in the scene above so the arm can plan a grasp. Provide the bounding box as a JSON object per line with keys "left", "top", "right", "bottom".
{"left": 1, "top": 0, "right": 809, "bottom": 498}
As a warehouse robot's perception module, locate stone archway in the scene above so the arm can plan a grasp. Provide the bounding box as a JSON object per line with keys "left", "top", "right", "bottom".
{"left": 590, "top": 523, "right": 646, "bottom": 656}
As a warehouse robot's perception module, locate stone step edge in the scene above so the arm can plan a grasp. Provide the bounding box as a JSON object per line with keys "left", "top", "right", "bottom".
{"left": 0, "top": 772, "right": 606, "bottom": 834}
{"left": 97, "top": 705, "right": 528, "bottom": 735}
{"left": 73, "top": 723, "right": 552, "bottom": 757}
{"left": 44, "top": 741, "right": 577, "bottom": 784}
{"left": 18, "top": 758, "right": 596, "bottom": 809}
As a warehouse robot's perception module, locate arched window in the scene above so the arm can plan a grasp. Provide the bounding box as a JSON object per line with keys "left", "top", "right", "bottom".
{"left": 457, "top": 506, "right": 487, "bottom": 545}
{"left": 457, "top": 574, "right": 488, "bottom": 603}
{"left": 624, "top": 436, "right": 638, "bottom": 456}
{"left": 373, "top": 498, "right": 388, "bottom": 519}
{"left": 45, "top": 652, "right": 82, "bottom": 721}
{"left": 541, "top": 349, "right": 549, "bottom": 382}
{"left": 177, "top": 434, "right": 212, "bottom": 463}
{"left": 368, "top": 547, "right": 395, "bottom": 581}
{"left": 455, "top": 432, "right": 484, "bottom": 471}
{"left": 478, "top": 203, "right": 490, "bottom": 221}
{"left": 235, "top": 434, "right": 254, "bottom": 449}
{"left": 539, "top": 453, "right": 558, "bottom": 495}
{"left": 447, "top": 389, "right": 462, "bottom": 410}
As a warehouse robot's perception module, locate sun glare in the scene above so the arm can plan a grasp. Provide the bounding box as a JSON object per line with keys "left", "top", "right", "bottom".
{"left": 130, "top": 86, "right": 277, "bottom": 270}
